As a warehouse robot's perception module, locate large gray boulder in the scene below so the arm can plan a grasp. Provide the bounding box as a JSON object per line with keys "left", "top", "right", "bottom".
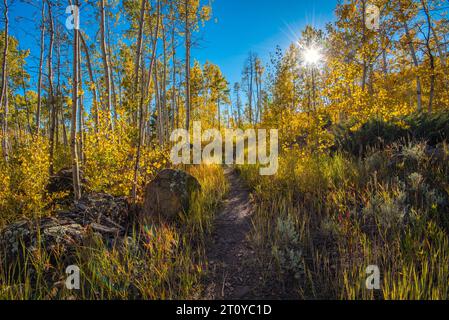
{"left": 141, "top": 169, "right": 201, "bottom": 222}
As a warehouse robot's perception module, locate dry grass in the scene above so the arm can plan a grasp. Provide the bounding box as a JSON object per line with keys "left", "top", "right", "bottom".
{"left": 238, "top": 141, "right": 449, "bottom": 300}
{"left": 0, "top": 164, "right": 227, "bottom": 300}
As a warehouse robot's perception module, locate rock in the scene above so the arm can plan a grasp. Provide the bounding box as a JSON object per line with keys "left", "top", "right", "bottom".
{"left": 47, "top": 168, "right": 89, "bottom": 196}
{"left": 0, "top": 217, "right": 86, "bottom": 266}
{"left": 0, "top": 193, "right": 130, "bottom": 267}
{"left": 70, "top": 193, "right": 130, "bottom": 227}
{"left": 142, "top": 169, "right": 201, "bottom": 222}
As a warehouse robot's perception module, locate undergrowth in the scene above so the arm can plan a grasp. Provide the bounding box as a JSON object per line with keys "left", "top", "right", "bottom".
{"left": 238, "top": 114, "right": 449, "bottom": 300}
{"left": 0, "top": 164, "right": 227, "bottom": 300}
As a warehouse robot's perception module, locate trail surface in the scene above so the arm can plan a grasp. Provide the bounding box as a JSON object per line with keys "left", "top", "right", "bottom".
{"left": 202, "top": 167, "right": 262, "bottom": 300}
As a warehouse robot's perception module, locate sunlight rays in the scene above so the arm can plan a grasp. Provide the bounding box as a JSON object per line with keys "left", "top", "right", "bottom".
{"left": 302, "top": 46, "right": 322, "bottom": 66}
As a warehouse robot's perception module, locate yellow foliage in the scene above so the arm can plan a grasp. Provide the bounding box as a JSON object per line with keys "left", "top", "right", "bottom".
{"left": 84, "top": 117, "right": 170, "bottom": 197}
{"left": 0, "top": 136, "right": 50, "bottom": 225}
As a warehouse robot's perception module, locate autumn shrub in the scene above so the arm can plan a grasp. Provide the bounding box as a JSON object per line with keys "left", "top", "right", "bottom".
{"left": 83, "top": 121, "right": 170, "bottom": 197}
{"left": 0, "top": 161, "right": 11, "bottom": 225}
{"left": 52, "top": 143, "right": 71, "bottom": 174}
{"left": 0, "top": 137, "right": 50, "bottom": 226}
{"left": 334, "top": 111, "right": 449, "bottom": 156}
{"left": 83, "top": 125, "right": 135, "bottom": 196}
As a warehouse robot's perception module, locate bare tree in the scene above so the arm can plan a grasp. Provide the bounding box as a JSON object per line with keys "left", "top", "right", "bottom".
{"left": 154, "top": 61, "right": 162, "bottom": 144}
{"left": 80, "top": 32, "right": 100, "bottom": 130}
{"left": 162, "top": 22, "right": 169, "bottom": 142}
{"left": 234, "top": 82, "right": 242, "bottom": 126}
{"left": 36, "top": 1, "right": 46, "bottom": 135}
{"left": 132, "top": 0, "right": 161, "bottom": 202}
{"left": 399, "top": 6, "right": 423, "bottom": 112}
{"left": 47, "top": 0, "right": 57, "bottom": 175}
{"left": 421, "top": 0, "right": 436, "bottom": 112}
{"left": 19, "top": 53, "right": 32, "bottom": 134}
{"left": 184, "top": 0, "right": 191, "bottom": 131}
{"left": 0, "top": 0, "right": 9, "bottom": 161}
{"left": 170, "top": 1, "right": 177, "bottom": 132}
{"left": 133, "top": 0, "right": 147, "bottom": 125}
{"left": 78, "top": 34, "right": 85, "bottom": 164}
{"left": 254, "top": 57, "right": 263, "bottom": 122}
{"left": 69, "top": 0, "right": 82, "bottom": 200}
{"left": 242, "top": 52, "right": 256, "bottom": 124}
{"left": 100, "top": 0, "right": 113, "bottom": 127}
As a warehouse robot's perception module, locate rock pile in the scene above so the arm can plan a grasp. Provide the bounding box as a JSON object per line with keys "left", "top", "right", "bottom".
{"left": 0, "top": 193, "right": 130, "bottom": 266}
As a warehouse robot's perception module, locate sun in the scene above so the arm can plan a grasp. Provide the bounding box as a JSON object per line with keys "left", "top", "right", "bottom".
{"left": 302, "top": 46, "right": 322, "bottom": 66}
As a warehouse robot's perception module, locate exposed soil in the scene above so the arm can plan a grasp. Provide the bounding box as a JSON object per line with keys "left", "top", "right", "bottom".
{"left": 202, "top": 167, "right": 284, "bottom": 300}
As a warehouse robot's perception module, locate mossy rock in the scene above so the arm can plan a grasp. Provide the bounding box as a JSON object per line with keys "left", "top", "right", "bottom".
{"left": 141, "top": 169, "right": 202, "bottom": 222}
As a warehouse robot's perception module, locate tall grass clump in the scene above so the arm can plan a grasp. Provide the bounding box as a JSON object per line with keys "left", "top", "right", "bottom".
{"left": 238, "top": 113, "right": 449, "bottom": 299}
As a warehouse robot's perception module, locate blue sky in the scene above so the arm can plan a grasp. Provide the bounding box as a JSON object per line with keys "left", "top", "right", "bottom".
{"left": 193, "top": 0, "right": 337, "bottom": 86}
{"left": 7, "top": 0, "right": 338, "bottom": 92}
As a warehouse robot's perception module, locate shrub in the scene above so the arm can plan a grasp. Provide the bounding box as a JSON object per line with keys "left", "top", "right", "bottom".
{"left": 0, "top": 137, "right": 50, "bottom": 225}
{"left": 334, "top": 112, "right": 449, "bottom": 156}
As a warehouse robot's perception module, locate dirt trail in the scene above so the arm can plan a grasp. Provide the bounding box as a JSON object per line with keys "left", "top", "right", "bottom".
{"left": 202, "top": 167, "right": 261, "bottom": 300}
